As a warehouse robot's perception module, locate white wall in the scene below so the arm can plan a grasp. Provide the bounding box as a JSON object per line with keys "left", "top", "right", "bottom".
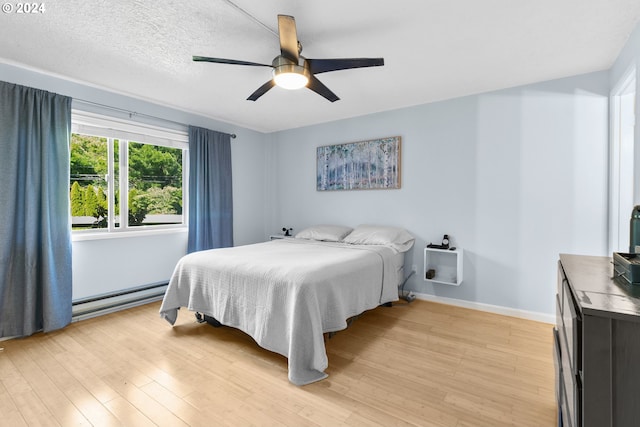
{"left": 71, "top": 231, "right": 187, "bottom": 299}
{"left": 0, "top": 62, "right": 270, "bottom": 300}
{"left": 271, "top": 71, "right": 609, "bottom": 317}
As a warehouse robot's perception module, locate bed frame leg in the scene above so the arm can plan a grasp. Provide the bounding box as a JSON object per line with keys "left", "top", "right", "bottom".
{"left": 195, "top": 312, "right": 223, "bottom": 327}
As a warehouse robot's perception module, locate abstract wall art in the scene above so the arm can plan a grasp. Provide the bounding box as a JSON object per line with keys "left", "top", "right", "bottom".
{"left": 316, "top": 136, "right": 401, "bottom": 191}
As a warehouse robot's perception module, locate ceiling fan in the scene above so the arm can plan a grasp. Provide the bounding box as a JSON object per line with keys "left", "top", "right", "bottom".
{"left": 193, "top": 14, "right": 384, "bottom": 102}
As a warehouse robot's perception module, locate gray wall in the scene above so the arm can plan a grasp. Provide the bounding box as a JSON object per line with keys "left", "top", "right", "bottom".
{"left": 271, "top": 71, "right": 609, "bottom": 317}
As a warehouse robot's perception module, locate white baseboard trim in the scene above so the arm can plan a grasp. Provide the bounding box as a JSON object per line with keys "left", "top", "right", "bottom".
{"left": 411, "top": 292, "right": 554, "bottom": 324}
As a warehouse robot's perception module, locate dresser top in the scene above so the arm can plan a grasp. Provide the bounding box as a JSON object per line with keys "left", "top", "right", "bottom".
{"left": 560, "top": 253, "right": 640, "bottom": 319}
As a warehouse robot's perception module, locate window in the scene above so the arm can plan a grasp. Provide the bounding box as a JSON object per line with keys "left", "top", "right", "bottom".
{"left": 70, "top": 111, "right": 188, "bottom": 233}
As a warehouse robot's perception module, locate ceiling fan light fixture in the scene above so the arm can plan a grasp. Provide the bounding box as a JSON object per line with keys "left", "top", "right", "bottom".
{"left": 272, "top": 57, "right": 310, "bottom": 90}
{"left": 274, "top": 70, "right": 308, "bottom": 89}
{"left": 195, "top": 15, "right": 383, "bottom": 101}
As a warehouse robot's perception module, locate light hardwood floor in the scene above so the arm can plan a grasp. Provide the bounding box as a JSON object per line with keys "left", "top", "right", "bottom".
{"left": 0, "top": 300, "right": 556, "bottom": 427}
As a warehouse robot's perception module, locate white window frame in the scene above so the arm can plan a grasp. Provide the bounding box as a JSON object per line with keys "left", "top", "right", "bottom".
{"left": 71, "top": 110, "right": 189, "bottom": 239}
{"left": 609, "top": 65, "right": 636, "bottom": 253}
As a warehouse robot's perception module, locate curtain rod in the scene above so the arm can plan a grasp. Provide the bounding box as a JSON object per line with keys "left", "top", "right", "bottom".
{"left": 73, "top": 98, "right": 237, "bottom": 139}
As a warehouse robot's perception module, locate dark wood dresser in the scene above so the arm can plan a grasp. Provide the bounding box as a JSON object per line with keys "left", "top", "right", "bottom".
{"left": 555, "top": 254, "right": 640, "bottom": 427}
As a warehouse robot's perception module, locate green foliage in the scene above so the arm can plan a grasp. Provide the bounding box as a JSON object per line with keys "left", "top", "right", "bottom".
{"left": 128, "top": 188, "right": 149, "bottom": 226}
{"left": 143, "top": 186, "right": 182, "bottom": 215}
{"left": 171, "top": 188, "right": 183, "bottom": 215}
{"left": 128, "top": 142, "right": 182, "bottom": 190}
{"left": 70, "top": 134, "right": 108, "bottom": 186}
{"left": 93, "top": 205, "right": 108, "bottom": 228}
{"left": 83, "top": 185, "right": 98, "bottom": 218}
{"left": 69, "top": 135, "right": 183, "bottom": 229}
{"left": 96, "top": 186, "right": 107, "bottom": 210}
{"left": 81, "top": 184, "right": 108, "bottom": 227}
{"left": 70, "top": 181, "right": 84, "bottom": 216}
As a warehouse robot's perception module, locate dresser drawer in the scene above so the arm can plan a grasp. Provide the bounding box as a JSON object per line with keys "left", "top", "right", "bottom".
{"left": 561, "top": 357, "right": 581, "bottom": 427}
{"left": 560, "top": 383, "right": 572, "bottom": 427}
{"left": 558, "top": 381, "right": 566, "bottom": 427}
{"left": 553, "top": 327, "right": 562, "bottom": 403}
{"left": 561, "top": 278, "right": 581, "bottom": 373}
{"left": 557, "top": 261, "right": 567, "bottom": 315}
{"left": 556, "top": 294, "right": 563, "bottom": 334}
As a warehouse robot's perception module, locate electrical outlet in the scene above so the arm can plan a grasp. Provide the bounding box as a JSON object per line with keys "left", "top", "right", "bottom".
{"left": 411, "top": 265, "right": 417, "bottom": 273}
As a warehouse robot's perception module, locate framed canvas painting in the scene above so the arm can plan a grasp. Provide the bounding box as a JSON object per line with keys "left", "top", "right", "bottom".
{"left": 316, "top": 136, "right": 401, "bottom": 191}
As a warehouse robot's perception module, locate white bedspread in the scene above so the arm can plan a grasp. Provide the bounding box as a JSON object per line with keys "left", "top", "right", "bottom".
{"left": 159, "top": 238, "right": 400, "bottom": 385}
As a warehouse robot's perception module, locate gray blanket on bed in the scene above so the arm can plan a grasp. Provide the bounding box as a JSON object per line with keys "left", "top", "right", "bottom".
{"left": 159, "top": 239, "right": 399, "bottom": 385}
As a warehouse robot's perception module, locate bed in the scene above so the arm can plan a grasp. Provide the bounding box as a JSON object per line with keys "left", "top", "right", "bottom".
{"left": 159, "top": 224, "right": 414, "bottom": 385}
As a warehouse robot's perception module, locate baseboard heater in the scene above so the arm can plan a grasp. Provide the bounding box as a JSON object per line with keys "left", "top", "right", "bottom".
{"left": 72, "top": 282, "right": 168, "bottom": 321}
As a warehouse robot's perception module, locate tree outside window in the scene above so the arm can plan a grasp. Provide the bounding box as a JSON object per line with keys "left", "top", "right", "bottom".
{"left": 70, "top": 133, "right": 184, "bottom": 231}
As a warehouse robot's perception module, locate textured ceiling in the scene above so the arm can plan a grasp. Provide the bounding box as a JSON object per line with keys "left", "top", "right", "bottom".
{"left": 1, "top": 0, "right": 639, "bottom": 133}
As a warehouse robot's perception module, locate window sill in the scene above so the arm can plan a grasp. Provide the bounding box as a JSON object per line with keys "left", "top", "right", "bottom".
{"left": 72, "top": 226, "right": 188, "bottom": 242}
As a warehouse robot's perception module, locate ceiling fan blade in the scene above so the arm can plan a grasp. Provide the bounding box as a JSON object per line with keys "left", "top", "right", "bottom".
{"left": 307, "top": 75, "right": 339, "bottom": 102}
{"left": 278, "top": 15, "right": 299, "bottom": 62}
{"left": 193, "top": 56, "right": 271, "bottom": 67}
{"left": 247, "top": 79, "right": 276, "bottom": 101}
{"left": 307, "top": 58, "right": 384, "bottom": 75}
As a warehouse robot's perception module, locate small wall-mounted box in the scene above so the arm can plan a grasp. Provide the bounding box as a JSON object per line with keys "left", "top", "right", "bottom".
{"left": 423, "top": 247, "right": 463, "bottom": 286}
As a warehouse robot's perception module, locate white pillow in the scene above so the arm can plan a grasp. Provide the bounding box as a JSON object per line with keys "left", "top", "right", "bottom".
{"left": 343, "top": 224, "right": 415, "bottom": 252}
{"left": 294, "top": 224, "right": 354, "bottom": 242}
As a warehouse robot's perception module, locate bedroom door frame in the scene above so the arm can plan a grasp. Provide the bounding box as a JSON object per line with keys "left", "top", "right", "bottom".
{"left": 609, "top": 65, "right": 636, "bottom": 253}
